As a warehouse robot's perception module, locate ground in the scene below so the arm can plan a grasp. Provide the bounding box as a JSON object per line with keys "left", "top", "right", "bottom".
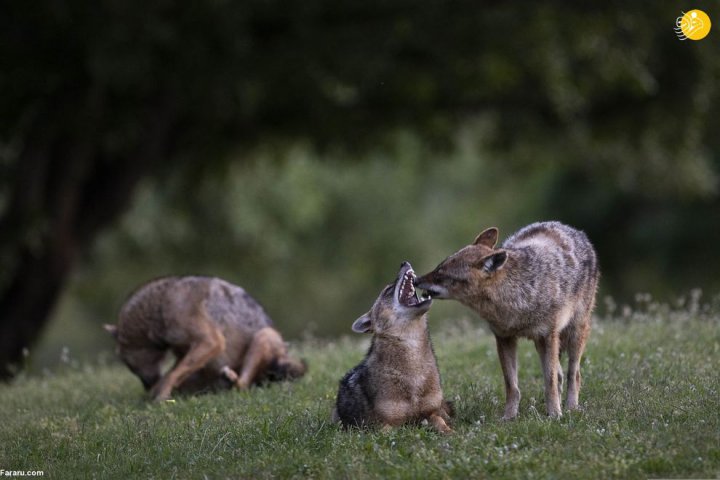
{"left": 1, "top": 302, "right": 719, "bottom": 479}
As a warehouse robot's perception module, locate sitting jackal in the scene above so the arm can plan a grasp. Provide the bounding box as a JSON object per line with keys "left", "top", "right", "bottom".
{"left": 332, "top": 262, "right": 453, "bottom": 434}
{"left": 416, "top": 221, "right": 599, "bottom": 419}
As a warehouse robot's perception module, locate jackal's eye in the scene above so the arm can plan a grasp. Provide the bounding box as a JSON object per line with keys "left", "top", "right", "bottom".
{"left": 381, "top": 284, "right": 393, "bottom": 296}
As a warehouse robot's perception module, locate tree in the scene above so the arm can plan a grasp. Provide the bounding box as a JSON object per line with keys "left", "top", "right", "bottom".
{"left": 1, "top": 1, "right": 717, "bottom": 378}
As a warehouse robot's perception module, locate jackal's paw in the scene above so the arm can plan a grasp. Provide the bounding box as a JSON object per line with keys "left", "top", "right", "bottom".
{"left": 547, "top": 409, "right": 563, "bottom": 419}
{"left": 434, "top": 423, "right": 453, "bottom": 435}
{"left": 566, "top": 402, "right": 583, "bottom": 412}
{"left": 427, "top": 414, "right": 453, "bottom": 435}
{"left": 148, "top": 381, "right": 167, "bottom": 401}
{"left": 234, "top": 379, "right": 250, "bottom": 390}
{"left": 150, "top": 389, "right": 172, "bottom": 402}
{"left": 220, "top": 366, "right": 238, "bottom": 383}
{"left": 500, "top": 412, "right": 518, "bottom": 422}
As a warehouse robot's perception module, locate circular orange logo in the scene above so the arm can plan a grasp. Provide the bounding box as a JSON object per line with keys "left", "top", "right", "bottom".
{"left": 675, "top": 10, "right": 711, "bottom": 41}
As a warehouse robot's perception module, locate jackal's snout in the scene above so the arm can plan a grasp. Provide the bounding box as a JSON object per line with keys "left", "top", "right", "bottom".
{"left": 413, "top": 270, "right": 446, "bottom": 300}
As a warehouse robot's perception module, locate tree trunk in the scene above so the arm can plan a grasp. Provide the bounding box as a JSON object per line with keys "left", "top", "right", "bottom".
{"left": 0, "top": 102, "right": 174, "bottom": 380}
{"left": 0, "top": 246, "right": 74, "bottom": 379}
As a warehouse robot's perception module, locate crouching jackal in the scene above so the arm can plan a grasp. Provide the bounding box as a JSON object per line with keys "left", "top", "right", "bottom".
{"left": 415, "top": 221, "right": 599, "bottom": 419}
{"left": 104, "top": 276, "right": 306, "bottom": 401}
{"left": 332, "top": 262, "right": 454, "bottom": 434}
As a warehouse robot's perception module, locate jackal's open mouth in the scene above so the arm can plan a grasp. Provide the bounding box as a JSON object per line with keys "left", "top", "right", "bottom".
{"left": 397, "top": 264, "right": 432, "bottom": 308}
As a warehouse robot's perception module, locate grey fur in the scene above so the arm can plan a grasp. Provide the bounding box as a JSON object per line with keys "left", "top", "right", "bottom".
{"left": 109, "top": 276, "right": 305, "bottom": 400}
{"left": 334, "top": 262, "right": 453, "bottom": 434}
{"left": 416, "top": 221, "right": 599, "bottom": 419}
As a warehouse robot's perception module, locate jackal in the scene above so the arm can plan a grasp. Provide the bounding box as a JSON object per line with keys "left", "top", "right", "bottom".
{"left": 415, "top": 221, "right": 599, "bottom": 419}
{"left": 332, "top": 262, "right": 453, "bottom": 434}
{"left": 104, "top": 276, "right": 306, "bottom": 401}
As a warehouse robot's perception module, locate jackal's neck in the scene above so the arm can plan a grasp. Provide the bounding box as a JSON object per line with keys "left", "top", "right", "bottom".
{"left": 373, "top": 318, "right": 431, "bottom": 352}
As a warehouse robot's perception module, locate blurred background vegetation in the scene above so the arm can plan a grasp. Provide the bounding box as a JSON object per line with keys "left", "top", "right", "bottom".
{"left": 1, "top": 2, "right": 718, "bottom": 373}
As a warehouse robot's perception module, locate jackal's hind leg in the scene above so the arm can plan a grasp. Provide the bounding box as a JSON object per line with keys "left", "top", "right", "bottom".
{"left": 235, "top": 327, "right": 284, "bottom": 389}
{"left": 534, "top": 332, "right": 562, "bottom": 418}
{"left": 565, "top": 315, "right": 591, "bottom": 411}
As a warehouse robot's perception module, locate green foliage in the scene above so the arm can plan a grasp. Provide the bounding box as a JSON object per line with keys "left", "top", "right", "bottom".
{"left": 3, "top": 1, "right": 718, "bottom": 198}
{"left": 3, "top": 306, "right": 720, "bottom": 479}
{"left": 40, "top": 129, "right": 720, "bottom": 365}
{"left": 48, "top": 130, "right": 548, "bottom": 355}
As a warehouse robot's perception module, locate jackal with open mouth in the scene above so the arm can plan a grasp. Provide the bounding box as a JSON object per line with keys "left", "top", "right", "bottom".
{"left": 332, "top": 262, "right": 453, "bottom": 434}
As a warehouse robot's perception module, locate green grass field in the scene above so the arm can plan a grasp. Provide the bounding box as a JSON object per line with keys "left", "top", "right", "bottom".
{"left": 1, "top": 302, "right": 719, "bottom": 479}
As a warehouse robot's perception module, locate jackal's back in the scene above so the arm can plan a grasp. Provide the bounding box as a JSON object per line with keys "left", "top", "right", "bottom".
{"left": 502, "top": 221, "right": 599, "bottom": 304}
{"left": 118, "top": 276, "right": 273, "bottom": 344}
{"left": 474, "top": 221, "right": 599, "bottom": 338}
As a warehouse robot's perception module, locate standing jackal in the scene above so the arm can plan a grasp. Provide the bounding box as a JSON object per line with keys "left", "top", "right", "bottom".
{"left": 332, "top": 262, "right": 454, "bottom": 434}
{"left": 415, "top": 221, "right": 599, "bottom": 419}
{"left": 104, "top": 276, "right": 306, "bottom": 401}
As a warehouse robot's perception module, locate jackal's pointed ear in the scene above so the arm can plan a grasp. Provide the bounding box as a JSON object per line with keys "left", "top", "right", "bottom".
{"left": 103, "top": 324, "right": 118, "bottom": 339}
{"left": 478, "top": 250, "right": 508, "bottom": 273}
{"left": 351, "top": 313, "right": 373, "bottom": 334}
{"left": 473, "top": 227, "right": 499, "bottom": 248}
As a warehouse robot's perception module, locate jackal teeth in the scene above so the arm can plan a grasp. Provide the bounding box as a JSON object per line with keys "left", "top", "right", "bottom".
{"left": 399, "top": 268, "right": 427, "bottom": 306}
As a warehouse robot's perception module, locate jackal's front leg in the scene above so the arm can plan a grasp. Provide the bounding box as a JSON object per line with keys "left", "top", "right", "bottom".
{"left": 150, "top": 321, "right": 226, "bottom": 401}
{"left": 495, "top": 335, "right": 520, "bottom": 420}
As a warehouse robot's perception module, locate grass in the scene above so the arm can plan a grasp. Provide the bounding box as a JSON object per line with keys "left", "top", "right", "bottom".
{"left": 1, "top": 300, "right": 719, "bottom": 479}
